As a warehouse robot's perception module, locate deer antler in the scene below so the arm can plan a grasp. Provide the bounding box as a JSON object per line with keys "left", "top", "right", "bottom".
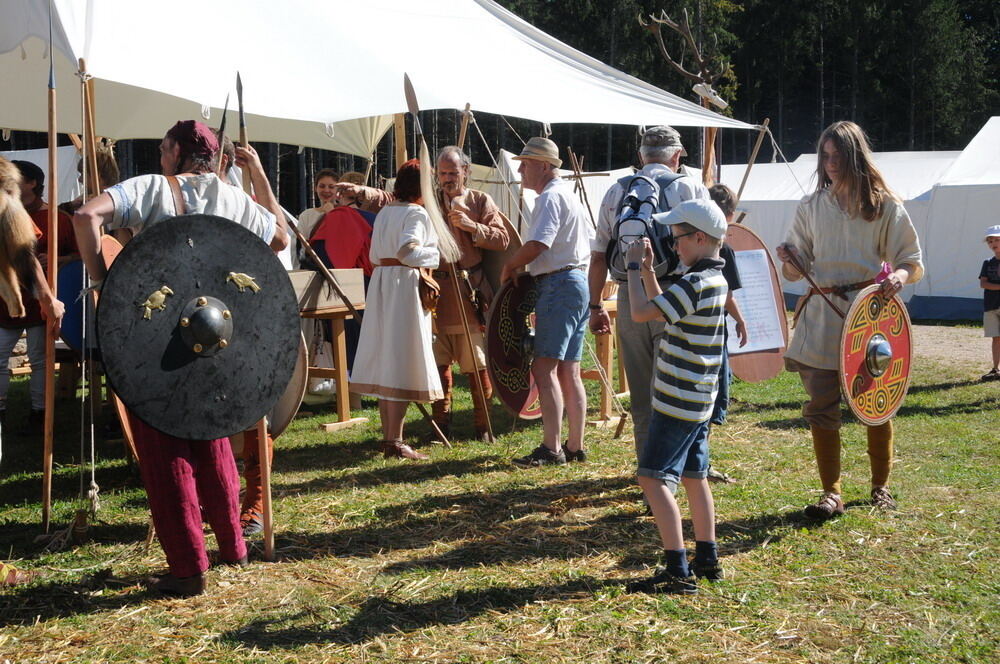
{"left": 639, "top": 8, "right": 729, "bottom": 86}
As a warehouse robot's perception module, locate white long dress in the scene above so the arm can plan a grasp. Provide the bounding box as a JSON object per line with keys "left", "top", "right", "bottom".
{"left": 350, "top": 202, "right": 443, "bottom": 402}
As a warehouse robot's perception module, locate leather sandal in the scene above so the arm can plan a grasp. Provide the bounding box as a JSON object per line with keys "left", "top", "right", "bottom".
{"left": 380, "top": 440, "right": 428, "bottom": 460}
{"left": 804, "top": 492, "right": 845, "bottom": 520}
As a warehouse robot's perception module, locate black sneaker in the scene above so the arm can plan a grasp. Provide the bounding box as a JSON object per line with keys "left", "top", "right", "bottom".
{"left": 982, "top": 368, "right": 1000, "bottom": 381}
{"left": 512, "top": 445, "right": 566, "bottom": 468}
{"left": 626, "top": 568, "right": 697, "bottom": 594}
{"left": 565, "top": 448, "right": 587, "bottom": 462}
{"left": 692, "top": 560, "right": 724, "bottom": 580}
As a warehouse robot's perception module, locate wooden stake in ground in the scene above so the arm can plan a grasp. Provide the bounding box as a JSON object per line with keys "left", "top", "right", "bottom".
{"left": 256, "top": 417, "right": 274, "bottom": 561}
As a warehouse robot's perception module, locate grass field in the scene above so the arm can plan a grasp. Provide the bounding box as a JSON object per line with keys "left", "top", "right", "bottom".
{"left": 1, "top": 346, "right": 998, "bottom": 663}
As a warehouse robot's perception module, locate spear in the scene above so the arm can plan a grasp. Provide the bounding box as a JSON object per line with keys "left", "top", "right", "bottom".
{"left": 236, "top": 72, "right": 252, "bottom": 194}
{"left": 215, "top": 93, "right": 230, "bottom": 175}
{"left": 41, "top": 0, "right": 58, "bottom": 532}
{"left": 404, "top": 73, "right": 495, "bottom": 444}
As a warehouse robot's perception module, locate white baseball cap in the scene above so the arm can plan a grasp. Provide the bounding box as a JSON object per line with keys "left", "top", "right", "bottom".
{"left": 985, "top": 225, "right": 1000, "bottom": 240}
{"left": 653, "top": 199, "right": 728, "bottom": 240}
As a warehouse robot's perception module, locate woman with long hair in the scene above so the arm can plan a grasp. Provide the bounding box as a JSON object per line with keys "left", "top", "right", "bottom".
{"left": 776, "top": 121, "right": 923, "bottom": 519}
{"left": 350, "top": 159, "right": 459, "bottom": 460}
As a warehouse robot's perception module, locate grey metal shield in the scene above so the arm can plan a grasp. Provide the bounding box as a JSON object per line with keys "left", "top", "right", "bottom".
{"left": 97, "top": 214, "right": 300, "bottom": 440}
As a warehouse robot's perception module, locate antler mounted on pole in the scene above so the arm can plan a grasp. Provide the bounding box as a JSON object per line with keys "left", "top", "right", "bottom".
{"left": 639, "top": 8, "right": 732, "bottom": 186}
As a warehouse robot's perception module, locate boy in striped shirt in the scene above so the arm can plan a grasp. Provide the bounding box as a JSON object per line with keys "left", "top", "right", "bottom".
{"left": 623, "top": 199, "right": 729, "bottom": 594}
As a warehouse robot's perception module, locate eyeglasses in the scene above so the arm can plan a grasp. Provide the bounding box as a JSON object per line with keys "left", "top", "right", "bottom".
{"left": 670, "top": 231, "right": 699, "bottom": 246}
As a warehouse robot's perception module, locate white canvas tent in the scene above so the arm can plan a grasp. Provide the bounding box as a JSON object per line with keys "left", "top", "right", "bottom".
{"left": 0, "top": 145, "right": 82, "bottom": 203}
{"left": 1, "top": 0, "right": 750, "bottom": 159}
{"left": 718, "top": 117, "right": 1000, "bottom": 319}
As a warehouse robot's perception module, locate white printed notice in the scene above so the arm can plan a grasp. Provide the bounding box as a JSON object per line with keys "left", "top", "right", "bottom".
{"left": 727, "top": 249, "right": 786, "bottom": 355}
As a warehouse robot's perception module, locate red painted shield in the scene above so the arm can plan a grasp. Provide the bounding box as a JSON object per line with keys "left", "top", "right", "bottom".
{"left": 839, "top": 285, "right": 913, "bottom": 425}
{"left": 485, "top": 275, "right": 541, "bottom": 420}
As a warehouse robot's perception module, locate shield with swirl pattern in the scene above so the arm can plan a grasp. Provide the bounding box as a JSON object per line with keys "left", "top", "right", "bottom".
{"left": 839, "top": 285, "right": 913, "bottom": 425}
{"left": 485, "top": 276, "right": 542, "bottom": 420}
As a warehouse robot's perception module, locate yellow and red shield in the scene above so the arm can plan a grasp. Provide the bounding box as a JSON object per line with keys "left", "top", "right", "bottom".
{"left": 839, "top": 285, "right": 913, "bottom": 425}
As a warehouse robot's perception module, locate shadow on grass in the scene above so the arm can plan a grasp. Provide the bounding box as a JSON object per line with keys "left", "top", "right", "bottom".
{"left": 273, "top": 475, "right": 639, "bottom": 564}
{"left": 272, "top": 454, "right": 500, "bottom": 494}
{"left": 0, "top": 519, "right": 151, "bottom": 560}
{"left": 0, "top": 573, "right": 152, "bottom": 628}
{"left": 219, "top": 577, "right": 609, "bottom": 648}
{"left": 0, "top": 458, "right": 134, "bottom": 509}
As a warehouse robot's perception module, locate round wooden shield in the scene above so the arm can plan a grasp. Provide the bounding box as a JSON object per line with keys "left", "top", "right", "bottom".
{"left": 485, "top": 275, "right": 541, "bottom": 420}
{"left": 724, "top": 223, "right": 789, "bottom": 383}
{"left": 268, "top": 330, "right": 308, "bottom": 438}
{"left": 839, "top": 285, "right": 913, "bottom": 425}
{"left": 60, "top": 235, "right": 124, "bottom": 351}
{"left": 97, "top": 214, "right": 300, "bottom": 440}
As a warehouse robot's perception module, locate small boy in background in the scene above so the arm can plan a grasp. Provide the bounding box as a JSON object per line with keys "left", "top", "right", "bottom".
{"left": 623, "top": 199, "right": 728, "bottom": 594}
{"left": 980, "top": 225, "right": 1000, "bottom": 381}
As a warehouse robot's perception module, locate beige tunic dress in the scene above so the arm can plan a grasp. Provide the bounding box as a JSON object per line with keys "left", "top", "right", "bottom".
{"left": 350, "top": 203, "right": 443, "bottom": 402}
{"left": 783, "top": 191, "right": 924, "bottom": 371}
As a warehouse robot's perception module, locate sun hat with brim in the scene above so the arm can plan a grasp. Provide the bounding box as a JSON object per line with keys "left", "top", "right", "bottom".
{"left": 652, "top": 199, "right": 728, "bottom": 240}
{"left": 641, "top": 125, "right": 688, "bottom": 157}
{"left": 985, "top": 225, "right": 1000, "bottom": 240}
{"left": 512, "top": 137, "right": 562, "bottom": 168}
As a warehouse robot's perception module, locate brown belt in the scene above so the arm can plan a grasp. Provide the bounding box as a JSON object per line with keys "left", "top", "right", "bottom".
{"left": 378, "top": 258, "right": 408, "bottom": 268}
{"left": 792, "top": 278, "right": 877, "bottom": 327}
{"left": 535, "top": 264, "right": 585, "bottom": 280}
{"left": 432, "top": 263, "right": 481, "bottom": 280}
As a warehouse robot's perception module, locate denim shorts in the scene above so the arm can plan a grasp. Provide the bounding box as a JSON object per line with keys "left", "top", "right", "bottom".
{"left": 533, "top": 268, "right": 588, "bottom": 361}
{"left": 638, "top": 411, "right": 710, "bottom": 491}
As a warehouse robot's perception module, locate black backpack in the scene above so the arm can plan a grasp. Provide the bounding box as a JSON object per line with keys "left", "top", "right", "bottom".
{"left": 605, "top": 171, "right": 686, "bottom": 282}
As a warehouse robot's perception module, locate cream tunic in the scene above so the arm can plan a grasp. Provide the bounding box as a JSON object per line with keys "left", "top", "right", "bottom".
{"left": 783, "top": 190, "right": 924, "bottom": 370}
{"left": 350, "top": 203, "right": 442, "bottom": 402}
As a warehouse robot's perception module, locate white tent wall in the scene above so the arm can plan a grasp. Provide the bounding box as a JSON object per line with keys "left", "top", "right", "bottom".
{"left": 719, "top": 117, "right": 1000, "bottom": 320}
{"left": 0, "top": 145, "right": 82, "bottom": 204}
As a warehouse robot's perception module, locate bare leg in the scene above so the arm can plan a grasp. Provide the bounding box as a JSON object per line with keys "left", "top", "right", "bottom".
{"left": 681, "top": 477, "right": 716, "bottom": 543}
{"left": 557, "top": 360, "right": 586, "bottom": 452}
{"left": 379, "top": 399, "right": 408, "bottom": 441}
{"left": 638, "top": 475, "right": 684, "bottom": 550}
{"left": 531, "top": 357, "right": 563, "bottom": 452}
{"left": 992, "top": 337, "right": 1000, "bottom": 370}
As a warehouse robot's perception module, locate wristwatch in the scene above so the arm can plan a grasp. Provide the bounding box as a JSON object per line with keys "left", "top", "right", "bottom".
{"left": 589, "top": 303, "right": 603, "bottom": 311}
{"left": 627, "top": 261, "right": 641, "bottom": 271}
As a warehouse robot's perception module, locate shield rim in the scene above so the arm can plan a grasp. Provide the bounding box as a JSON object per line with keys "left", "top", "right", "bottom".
{"left": 268, "top": 330, "right": 308, "bottom": 438}
{"left": 838, "top": 284, "right": 913, "bottom": 425}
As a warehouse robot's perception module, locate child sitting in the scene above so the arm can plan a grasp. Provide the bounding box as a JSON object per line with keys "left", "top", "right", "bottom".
{"left": 623, "top": 199, "right": 729, "bottom": 594}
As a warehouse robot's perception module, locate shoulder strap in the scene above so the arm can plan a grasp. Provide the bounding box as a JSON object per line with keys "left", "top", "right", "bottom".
{"left": 653, "top": 171, "right": 686, "bottom": 211}
{"left": 166, "top": 175, "right": 186, "bottom": 216}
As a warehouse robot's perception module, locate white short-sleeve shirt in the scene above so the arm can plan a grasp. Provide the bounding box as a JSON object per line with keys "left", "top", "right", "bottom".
{"left": 105, "top": 173, "right": 276, "bottom": 244}
{"left": 525, "top": 178, "right": 594, "bottom": 276}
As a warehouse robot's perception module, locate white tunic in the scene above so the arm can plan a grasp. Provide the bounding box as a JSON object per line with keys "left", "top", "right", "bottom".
{"left": 783, "top": 191, "right": 924, "bottom": 370}
{"left": 351, "top": 203, "right": 443, "bottom": 402}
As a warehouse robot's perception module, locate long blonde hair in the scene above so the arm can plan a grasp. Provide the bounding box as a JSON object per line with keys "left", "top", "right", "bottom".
{"left": 0, "top": 157, "right": 41, "bottom": 317}
{"left": 816, "top": 121, "right": 895, "bottom": 222}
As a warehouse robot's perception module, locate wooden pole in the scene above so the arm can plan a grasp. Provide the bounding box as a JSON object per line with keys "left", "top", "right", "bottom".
{"left": 457, "top": 104, "right": 472, "bottom": 150}
{"left": 736, "top": 118, "right": 771, "bottom": 204}
{"left": 393, "top": 113, "right": 408, "bottom": 171}
{"left": 701, "top": 99, "right": 717, "bottom": 187}
{"left": 256, "top": 417, "right": 274, "bottom": 561}
{"left": 567, "top": 149, "right": 596, "bottom": 229}
{"left": 41, "top": 38, "right": 59, "bottom": 533}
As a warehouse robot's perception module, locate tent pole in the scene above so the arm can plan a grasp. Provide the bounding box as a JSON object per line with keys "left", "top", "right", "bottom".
{"left": 736, "top": 118, "right": 771, "bottom": 204}
{"left": 393, "top": 114, "right": 407, "bottom": 171}
{"left": 457, "top": 103, "right": 471, "bottom": 149}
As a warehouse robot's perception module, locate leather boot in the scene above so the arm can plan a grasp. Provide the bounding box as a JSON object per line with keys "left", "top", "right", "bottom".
{"left": 810, "top": 425, "right": 842, "bottom": 495}
{"left": 380, "top": 439, "right": 429, "bottom": 461}
{"left": 431, "top": 365, "right": 453, "bottom": 438}
{"left": 468, "top": 370, "right": 494, "bottom": 442}
{"left": 144, "top": 571, "right": 206, "bottom": 597}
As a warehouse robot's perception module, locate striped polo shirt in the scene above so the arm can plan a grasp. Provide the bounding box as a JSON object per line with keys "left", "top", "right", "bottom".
{"left": 650, "top": 257, "right": 729, "bottom": 422}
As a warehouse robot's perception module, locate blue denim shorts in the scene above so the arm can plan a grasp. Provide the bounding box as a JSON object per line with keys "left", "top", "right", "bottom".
{"left": 638, "top": 411, "right": 710, "bottom": 490}
{"left": 533, "top": 268, "right": 588, "bottom": 361}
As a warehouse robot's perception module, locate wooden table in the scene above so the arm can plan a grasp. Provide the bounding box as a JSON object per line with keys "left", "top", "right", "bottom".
{"left": 301, "top": 305, "right": 369, "bottom": 432}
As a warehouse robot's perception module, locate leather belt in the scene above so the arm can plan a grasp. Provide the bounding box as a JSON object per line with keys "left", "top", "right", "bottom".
{"left": 792, "top": 278, "right": 877, "bottom": 327}
{"left": 432, "top": 262, "right": 482, "bottom": 281}
{"left": 535, "top": 264, "right": 585, "bottom": 280}
{"left": 378, "top": 258, "right": 408, "bottom": 268}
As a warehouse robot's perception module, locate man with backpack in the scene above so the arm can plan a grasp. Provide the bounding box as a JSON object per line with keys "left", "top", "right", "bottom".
{"left": 587, "top": 126, "right": 710, "bottom": 466}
